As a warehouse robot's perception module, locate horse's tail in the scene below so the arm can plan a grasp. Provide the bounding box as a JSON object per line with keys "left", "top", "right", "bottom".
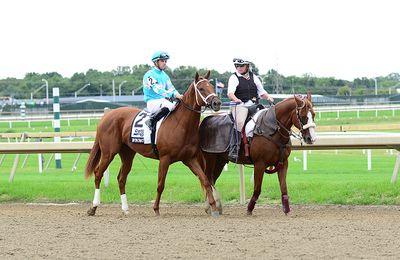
{"left": 85, "top": 139, "right": 101, "bottom": 179}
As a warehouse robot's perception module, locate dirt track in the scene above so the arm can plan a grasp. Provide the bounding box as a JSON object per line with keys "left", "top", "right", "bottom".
{"left": 1, "top": 203, "right": 400, "bottom": 259}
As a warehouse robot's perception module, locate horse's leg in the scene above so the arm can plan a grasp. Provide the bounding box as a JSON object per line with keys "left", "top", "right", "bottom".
{"left": 153, "top": 156, "right": 171, "bottom": 216}
{"left": 87, "top": 152, "right": 116, "bottom": 216}
{"left": 203, "top": 152, "right": 216, "bottom": 185}
{"left": 202, "top": 153, "right": 224, "bottom": 215}
{"left": 213, "top": 155, "right": 227, "bottom": 183}
{"left": 184, "top": 156, "right": 219, "bottom": 217}
{"left": 210, "top": 155, "right": 226, "bottom": 214}
{"left": 202, "top": 153, "right": 216, "bottom": 214}
{"left": 277, "top": 159, "right": 290, "bottom": 214}
{"left": 247, "top": 160, "right": 266, "bottom": 215}
{"left": 117, "top": 145, "right": 136, "bottom": 215}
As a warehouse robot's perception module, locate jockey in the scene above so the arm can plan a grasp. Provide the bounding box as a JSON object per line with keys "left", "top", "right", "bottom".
{"left": 143, "top": 51, "right": 182, "bottom": 130}
{"left": 227, "top": 57, "right": 274, "bottom": 161}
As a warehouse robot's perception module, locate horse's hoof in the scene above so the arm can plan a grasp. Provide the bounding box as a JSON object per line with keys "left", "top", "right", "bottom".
{"left": 154, "top": 209, "right": 160, "bottom": 216}
{"left": 247, "top": 210, "right": 253, "bottom": 216}
{"left": 211, "top": 211, "right": 220, "bottom": 218}
{"left": 87, "top": 207, "right": 97, "bottom": 216}
{"left": 281, "top": 195, "right": 290, "bottom": 214}
{"left": 204, "top": 200, "right": 211, "bottom": 215}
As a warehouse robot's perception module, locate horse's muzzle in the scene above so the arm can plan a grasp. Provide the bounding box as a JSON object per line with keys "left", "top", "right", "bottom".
{"left": 210, "top": 97, "right": 222, "bottom": 112}
{"left": 304, "top": 135, "right": 314, "bottom": 144}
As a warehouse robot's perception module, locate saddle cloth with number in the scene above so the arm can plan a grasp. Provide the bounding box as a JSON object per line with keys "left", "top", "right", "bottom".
{"left": 130, "top": 110, "right": 164, "bottom": 144}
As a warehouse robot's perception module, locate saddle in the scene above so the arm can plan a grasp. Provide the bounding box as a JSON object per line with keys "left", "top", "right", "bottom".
{"left": 199, "top": 104, "right": 267, "bottom": 154}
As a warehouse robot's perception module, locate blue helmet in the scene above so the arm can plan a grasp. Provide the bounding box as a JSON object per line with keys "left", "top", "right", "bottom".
{"left": 151, "top": 51, "right": 170, "bottom": 62}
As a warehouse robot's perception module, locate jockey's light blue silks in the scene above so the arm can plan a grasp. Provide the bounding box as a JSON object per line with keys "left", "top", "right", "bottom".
{"left": 143, "top": 67, "right": 178, "bottom": 102}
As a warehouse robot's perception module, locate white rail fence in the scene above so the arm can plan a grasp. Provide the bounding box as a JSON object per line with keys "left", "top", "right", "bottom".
{"left": 2, "top": 104, "right": 400, "bottom": 127}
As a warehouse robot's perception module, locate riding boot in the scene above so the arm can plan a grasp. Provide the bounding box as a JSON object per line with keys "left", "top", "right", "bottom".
{"left": 145, "top": 107, "right": 170, "bottom": 130}
{"left": 228, "top": 130, "right": 241, "bottom": 162}
{"left": 145, "top": 107, "right": 170, "bottom": 157}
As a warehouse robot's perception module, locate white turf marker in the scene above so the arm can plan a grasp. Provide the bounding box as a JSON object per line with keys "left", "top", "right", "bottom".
{"left": 391, "top": 152, "right": 400, "bottom": 183}
{"left": 303, "top": 150, "right": 308, "bottom": 171}
{"left": 38, "top": 154, "right": 43, "bottom": 173}
{"left": 367, "top": 149, "right": 372, "bottom": 171}
{"left": 238, "top": 164, "right": 245, "bottom": 205}
{"left": 53, "top": 87, "right": 62, "bottom": 168}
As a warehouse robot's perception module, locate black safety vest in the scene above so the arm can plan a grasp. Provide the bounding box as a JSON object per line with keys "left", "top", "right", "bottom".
{"left": 233, "top": 72, "right": 258, "bottom": 103}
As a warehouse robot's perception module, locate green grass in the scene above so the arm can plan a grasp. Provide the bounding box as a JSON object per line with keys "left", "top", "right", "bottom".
{"left": 316, "top": 110, "right": 400, "bottom": 126}
{"left": 1, "top": 150, "right": 399, "bottom": 205}
{"left": 1, "top": 113, "right": 399, "bottom": 205}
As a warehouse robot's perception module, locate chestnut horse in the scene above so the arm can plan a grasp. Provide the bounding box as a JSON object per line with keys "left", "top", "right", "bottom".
{"left": 201, "top": 94, "right": 316, "bottom": 215}
{"left": 85, "top": 71, "right": 222, "bottom": 217}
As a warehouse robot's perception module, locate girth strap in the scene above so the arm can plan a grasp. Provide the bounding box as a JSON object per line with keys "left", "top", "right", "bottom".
{"left": 263, "top": 136, "right": 290, "bottom": 174}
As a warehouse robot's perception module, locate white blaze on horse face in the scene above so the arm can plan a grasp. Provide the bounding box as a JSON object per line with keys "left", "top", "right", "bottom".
{"left": 305, "top": 111, "right": 317, "bottom": 143}
{"left": 93, "top": 189, "right": 100, "bottom": 207}
{"left": 121, "top": 194, "right": 129, "bottom": 213}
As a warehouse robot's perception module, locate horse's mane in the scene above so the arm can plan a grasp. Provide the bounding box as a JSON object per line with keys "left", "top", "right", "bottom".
{"left": 275, "top": 95, "right": 312, "bottom": 107}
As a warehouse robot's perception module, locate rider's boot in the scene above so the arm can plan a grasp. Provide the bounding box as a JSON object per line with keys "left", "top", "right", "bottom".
{"left": 145, "top": 107, "right": 170, "bottom": 130}
{"left": 228, "top": 130, "right": 241, "bottom": 162}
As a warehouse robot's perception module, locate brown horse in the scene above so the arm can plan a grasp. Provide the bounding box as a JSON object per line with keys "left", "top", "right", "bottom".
{"left": 200, "top": 94, "right": 316, "bottom": 215}
{"left": 85, "top": 71, "right": 222, "bottom": 217}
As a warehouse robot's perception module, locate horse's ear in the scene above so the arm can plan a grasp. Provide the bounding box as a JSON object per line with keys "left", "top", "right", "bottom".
{"left": 195, "top": 72, "right": 199, "bottom": 83}
{"left": 294, "top": 94, "right": 302, "bottom": 106}
{"left": 204, "top": 70, "right": 211, "bottom": 79}
{"left": 307, "top": 91, "right": 312, "bottom": 102}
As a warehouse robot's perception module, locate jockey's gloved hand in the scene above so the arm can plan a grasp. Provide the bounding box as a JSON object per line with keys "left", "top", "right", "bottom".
{"left": 175, "top": 93, "right": 183, "bottom": 100}
{"left": 166, "top": 97, "right": 175, "bottom": 102}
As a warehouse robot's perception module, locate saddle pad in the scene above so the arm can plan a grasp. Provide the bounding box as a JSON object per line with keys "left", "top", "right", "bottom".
{"left": 199, "top": 114, "right": 234, "bottom": 153}
{"left": 130, "top": 111, "right": 163, "bottom": 144}
{"left": 245, "top": 107, "right": 277, "bottom": 138}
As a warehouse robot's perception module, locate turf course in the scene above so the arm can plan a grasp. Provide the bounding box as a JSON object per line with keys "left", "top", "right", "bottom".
{"left": 0, "top": 111, "right": 399, "bottom": 205}
{"left": 1, "top": 150, "right": 399, "bottom": 205}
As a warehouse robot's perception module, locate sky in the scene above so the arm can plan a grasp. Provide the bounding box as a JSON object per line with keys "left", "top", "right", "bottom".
{"left": 0, "top": 0, "right": 399, "bottom": 80}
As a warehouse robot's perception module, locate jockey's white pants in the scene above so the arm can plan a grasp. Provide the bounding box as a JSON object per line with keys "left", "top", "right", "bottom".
{"left": 146, "top": 98, "right": 175, "bottom": 113}
{"left": 231, "top": 100, "right": 255, "bottom": 131}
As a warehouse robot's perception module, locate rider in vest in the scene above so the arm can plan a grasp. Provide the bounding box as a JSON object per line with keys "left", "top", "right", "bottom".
{"left": 227, "top": 57, "right": 274, "bottom": 161}
{"left": 143, "top": 51, "right": 182, "bottom": 130}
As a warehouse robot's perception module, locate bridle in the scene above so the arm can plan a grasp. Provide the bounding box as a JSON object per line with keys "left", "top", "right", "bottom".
{"left": 276, "top": 97, "right": 315, "bottom": 142}
{"left": 179, "top": 79, "right": 218, "bottom": 113}
{"left": 193, "top": 79, "right": 217, "bottom": 106}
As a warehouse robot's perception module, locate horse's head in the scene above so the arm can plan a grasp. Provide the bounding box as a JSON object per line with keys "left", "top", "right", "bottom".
{"left": 192, "top": 71, "right": 221, "bottom": 112}
{"left": 292, "top": 93, "right": 317, "bottom": 144}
